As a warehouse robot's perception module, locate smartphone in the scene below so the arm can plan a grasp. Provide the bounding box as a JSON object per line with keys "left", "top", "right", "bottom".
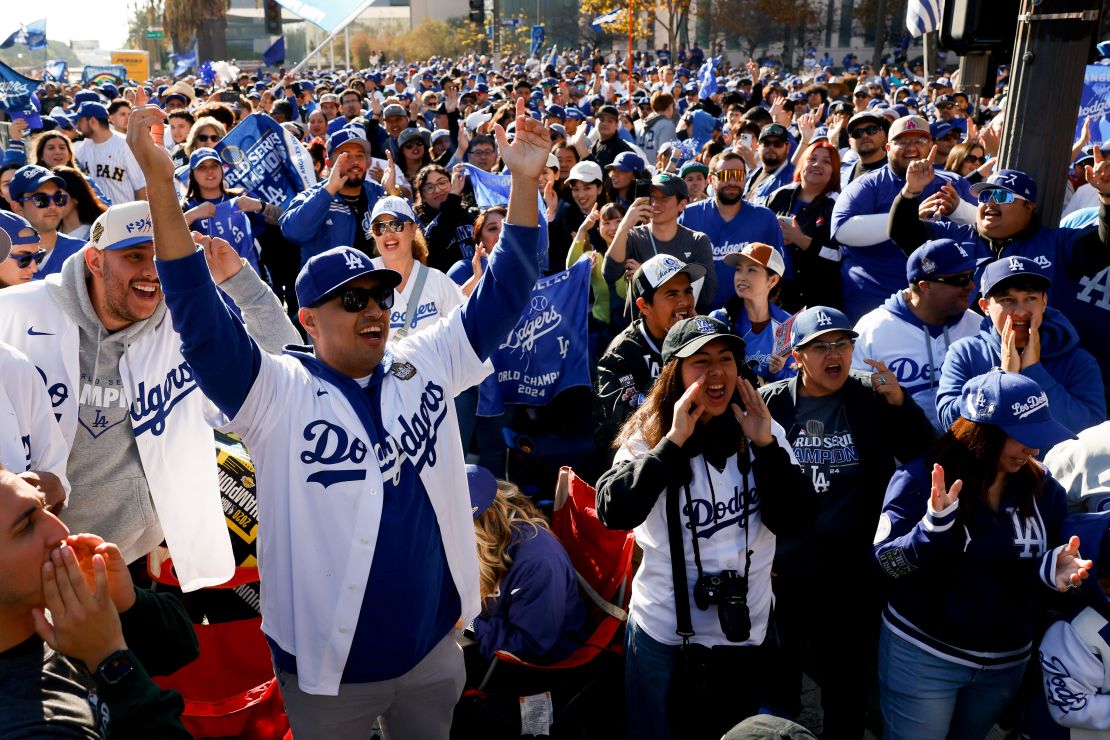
{"left": 740, "top": 132, "right": 754, "bottom": 149}
{"left": 634, "top": 178, "right": 652, "bottom": 200}
{"left": 776, "top": 215, "right": 793, "bottom": 228}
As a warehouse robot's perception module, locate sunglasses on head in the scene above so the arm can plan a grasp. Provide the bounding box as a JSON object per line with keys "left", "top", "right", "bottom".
{"left": 713, "top": 168, "right": 745, "bottom": 182}
{"left": 977, "top": 189, "right": 1022, "bottom": 205}
{"left": 849, "top": 124, "right": 882, "bottom": 138}
{"left": 926, "top": 272, "right": 975, "bottom": 287}
{"left": 20, "top": 192, "right": 68, "bottom": 208}
{"left": 324, "top": 286, "right": 395, "bottom": 313}
{"left": 197, "top": 133, "right": 222, "bottom": 144}
{"left": 8, "top": 249, "right": 47, "bottom": 268}
{"left": 370, "top": 218, "right": 408, "bottom": 236}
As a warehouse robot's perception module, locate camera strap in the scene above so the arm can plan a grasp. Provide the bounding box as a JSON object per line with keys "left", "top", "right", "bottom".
{"left": 665, "top": 481, "right": 695, "bottom": 642}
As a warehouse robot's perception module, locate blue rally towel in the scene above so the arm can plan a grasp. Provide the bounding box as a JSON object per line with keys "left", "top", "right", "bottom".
{"left": 478, "top": 257, "right": 592, "bottom": 416}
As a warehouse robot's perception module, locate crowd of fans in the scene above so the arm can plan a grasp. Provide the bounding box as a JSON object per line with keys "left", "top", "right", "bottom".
{"left": 1, "top": 41, "right": 1110, "bottom": 740}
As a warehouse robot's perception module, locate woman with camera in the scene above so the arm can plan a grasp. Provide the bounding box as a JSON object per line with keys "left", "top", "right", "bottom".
{"left": 597, "top": 316, "right": 818, "bottom": 740}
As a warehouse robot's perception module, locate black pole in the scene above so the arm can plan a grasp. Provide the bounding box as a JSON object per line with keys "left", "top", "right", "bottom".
{"left": 999, "top": 0, "right": 1101, "bottom": 226}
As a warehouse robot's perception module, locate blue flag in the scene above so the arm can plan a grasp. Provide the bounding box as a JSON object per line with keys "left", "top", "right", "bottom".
{"left": 43, "top": 60, "right": 67, "bottom": 82}
{"left": 273, "top": 0, "right": 374, "bottom": 33}
{"left": 215, "top": 112, "right": 317, "bottom": 209}
{"left": 0, "top": 61, "right": 42, "bottom": 128}
{"left": 906, "top": 0, "right": 942, "bottom": 37}
{"left": 209, "top": 201, "right": 259, "bottom": 273}
{"left": 262, "top": 37, "right": 285, "bottom": 67}
{"left": 460, "top": 163, "right": 549, "bottom": 272}
{"left": 23, "top": 19, "right": 46, "bottom": 51}
{"left": 697, "top": 57, "right": 718, "bottom": 99}
{"left": 478, "top": 257, "right": 592, "bottom": 416}
{"left": 530, "top": 26, "right": 545, "bottom": 58}
{"left": 591, "top": 9, "right": 620, "bottom": 32}
{"left": 171, "top": 47, "right": 197, "bottom": 77}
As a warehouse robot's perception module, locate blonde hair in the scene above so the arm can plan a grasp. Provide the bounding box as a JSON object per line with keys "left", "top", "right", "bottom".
{"left": 473, "top": 481, "right": 552, "bottom": 604}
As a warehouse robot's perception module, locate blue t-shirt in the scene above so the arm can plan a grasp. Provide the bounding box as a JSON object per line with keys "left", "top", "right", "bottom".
{"left": 679, "top": 198, "right": 789, "bottom": 311}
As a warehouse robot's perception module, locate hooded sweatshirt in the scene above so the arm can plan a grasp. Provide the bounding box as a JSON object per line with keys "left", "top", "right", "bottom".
{"left": 936, "top": 308, "right": 1106, "bottom": 436}
{"left": 46, "top": 251, "right": 299, "bottom": 564}
{"left": 852, "top": 290, "right": 980, "bottom": 432}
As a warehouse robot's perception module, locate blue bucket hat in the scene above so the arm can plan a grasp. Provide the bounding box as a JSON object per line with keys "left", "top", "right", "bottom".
{"left": 295, "top": 246, "right": 401, "bottom": 308}
{"left": 959, "top": 370, "right": 1076, "bottom": 450}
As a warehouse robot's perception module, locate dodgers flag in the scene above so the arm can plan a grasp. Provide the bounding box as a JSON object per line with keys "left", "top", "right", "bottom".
{"left": 906, "top": 0, "right": 942, "bottom": 37}
{"left": 171, "top": 47, "right": 198, "bottom": 77}
{"left": 460, "top": 163, "right": 549, "bottom": 272}
{"left": 209, "top": 201, "right": 259, "bottom": 273}
{"left": 216, "top": 112, "right": 317, "bottom": 210}
{"left": 478, "top": 257, "right": 592, "bottom": 416}
{"left": 697, "top": 57, "right": 719, "bottom": 99}
{"left": 1, "top": 19, "right": 47, "bottom": 50}
{"left": 591, "top": 9, "right": 621, "bottom": 32}
{"left": 273, "top": 0, "right": 375, "bottom": 33}
{"left": 1077, "top": 64, "right": 1110, "bottom": 148}
{"left": 0, "top": 61, "right": 43, "bottom": 128}
{"left": 43, "top": 60, "right": 67, "bottom": 82}
{"left": 262, "top": 37, "right": 286, "bottom": 68}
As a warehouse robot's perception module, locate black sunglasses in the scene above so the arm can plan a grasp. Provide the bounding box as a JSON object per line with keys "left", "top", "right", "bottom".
{"left": 8, "top": 249, "right": 47, "bottom": 268}
{"left": 325, "top": 286, "right": 395, "bottom": 313}
{"left": 196, "top": 134, "right": 222, "bottom": 143}
{"left": 963, "top": 155, "right": 986, "bottom": 165}
{"left": 849, "top": 125, "right": 882, "bottom": 138}
{"left": 926, "top": 272, "right": 975, "bottom": 287}
{"left": 20, "top": 192, "right": 68, "bottom": 208}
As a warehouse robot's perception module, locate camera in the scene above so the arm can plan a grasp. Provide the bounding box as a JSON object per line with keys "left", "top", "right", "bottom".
{"left": 693, "top": 570, "right": 751, "bottom": 643}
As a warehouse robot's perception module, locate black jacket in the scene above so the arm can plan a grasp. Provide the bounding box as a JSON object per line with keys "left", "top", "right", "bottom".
{"left": 417, "top": 193, "right": 479, "bottom": 274}
{"left": 764, "top": 184, "right": 841, "bottom": 313}
{"left": 594, "top": 319, "right": 665, "bottom": 461}
{"left": 760, "top": 372, "right": 935, "bottom": 575}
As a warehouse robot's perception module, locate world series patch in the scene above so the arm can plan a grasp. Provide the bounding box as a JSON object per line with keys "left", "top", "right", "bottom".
{"left": 391, "top": 361, "right": 416, "bottom": 380}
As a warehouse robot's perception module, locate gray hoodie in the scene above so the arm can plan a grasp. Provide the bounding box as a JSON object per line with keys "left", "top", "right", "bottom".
{"left": 48, "top": 252, "right": 299, "bottom": 564}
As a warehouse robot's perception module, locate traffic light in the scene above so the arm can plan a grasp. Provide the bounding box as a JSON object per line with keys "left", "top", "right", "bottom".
{"left": 469, "top": 0, "right": 484, "bottom": 25}
{"left": 264, "top": 0, "right": 282, "bottom": 36}
{"left": 940, "top": 0, "right": 1021, "bottom": 55}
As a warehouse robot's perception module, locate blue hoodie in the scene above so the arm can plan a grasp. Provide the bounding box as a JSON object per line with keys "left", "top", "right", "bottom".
{"left": 936, "top": 308, "right": 1106, "bottom": 436}
{"left": 279, "top": 178, "right": 387, "bottom": 266}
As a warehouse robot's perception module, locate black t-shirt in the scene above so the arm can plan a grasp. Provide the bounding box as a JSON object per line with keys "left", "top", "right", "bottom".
{"left": 342, "top": 190, "right": 372, "bottom": 257}
{"left": 0, "top": 636, "right": 101, "bottom": 737}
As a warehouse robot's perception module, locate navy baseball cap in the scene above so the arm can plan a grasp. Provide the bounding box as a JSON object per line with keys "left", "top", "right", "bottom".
{"left": 544, "top": 104, "right": 566, "bottom": 120}
{"left": 188, "top": 147, "right": 222, "bottom": 171}
{"left": 466, "top": 464, "right": 498, "bottom": 518}
{"left": 906, "top": 238, "right": 976, "bottom": 284}
{"left": 930, "top": 120, "right": 956, "bottom": 140}
{"left": 565, "top": 107, "right": 584, "bottom": 120}
{"left": 369, "top": 195, "right": 416, "bottom": 224}
{"left": 958, "top": 370, "right": 1075, "bottom": 450}
{"left": 607, "top": 151, "right": 645, "bottom": 173}
{"left": 75, "top": 102, "right": 109, "bottom": 121}
{"left": 295, "top": 246, "right": 402, "bottom": 308}
{"left": 73, "top": 90, "right": 101, "bottom": 105}
{"left": 8, "top": 165, "right": 66, "bottom": 202}
{"left": 980, "top": 255, "right": 1051, "bottom": 297}
{"left": 326, "top": 126, "right": 371, "bottom": 157}
{"left": 0, "top": 211, "right": 39, "bottom": 262}
{"left": 759, "top": 123, "right": 790, "bottom": 142}
{"left": 661, "top": 316, "right": 745, "bottom": 365}
{"left": 790, "top": 306, "right": 858, "bottom": 349}
{"left": 970, "top": 169, "right": 1037, "bottom": 203}
{"left": 99, "top": 83, "right": 120, "bottom": 100}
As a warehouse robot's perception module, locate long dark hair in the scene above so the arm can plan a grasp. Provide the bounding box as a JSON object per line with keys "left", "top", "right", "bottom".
{"left": 929, "top": 417, "right": 1044, "bottom": 521}
{"left": 413, "top": 164, "right": 450, "bottom": 216}
{"left": 183, "top": 162, "right": 244, "bottom": 203}
{"left": 32, "top": 131, "right": 77, "bottom": 168}
{"left": 51, "top": 166, "right": 107, "bottom": 225}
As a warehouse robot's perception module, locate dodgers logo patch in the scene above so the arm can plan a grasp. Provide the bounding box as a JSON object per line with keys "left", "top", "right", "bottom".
{"left": 391, "top": 361, "right": 416, "bottom": 380}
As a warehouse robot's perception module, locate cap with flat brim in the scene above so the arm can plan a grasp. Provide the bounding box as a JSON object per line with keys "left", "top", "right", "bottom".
{"left": 661, "top": 316, "right": 746, "bottom": 365}
{"left": 466, "top": 464, "right": 498, "bottom": 518}
{"left": 295, "top": 246, "right": 402, "bottom": 308}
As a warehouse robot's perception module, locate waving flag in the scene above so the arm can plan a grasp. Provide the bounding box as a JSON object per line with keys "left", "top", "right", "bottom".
{"left": 23, "top": 19, "right": 47, "bottom": 50}
{"left": 170, "top": 46, "right": 198, "bottom": 77}
{"left": 43, "top": 60, "right": 67, "bottom": 82}
{"left": 906, "top": 0, "right": 943, "bottom": 37}
{"left": 262, "top": 37, "right": 285, "bottom": 67}
{"left": 0, "top": 61, "right": 42, "bottom": 128}
{"left": 697, "top": 57, "right": 719, "bottom": 99}
{"left": 530, "top": 26, "right": 545, "bottom": 58}
{"left": 591, "top": 9, "right": 621, "bottom": 32}
{"left": 460, "top": 163, "right": 548, "bottom": 272}
{"left": 273, "top": 0, "right": 374, "bottom": 33}
{"left": 216, "top": 113, "right": 317, "bottom": 209}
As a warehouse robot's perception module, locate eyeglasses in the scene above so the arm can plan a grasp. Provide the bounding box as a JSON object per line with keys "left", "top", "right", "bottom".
{"left": 713, "top": 168, "right": 746, "bottom": 182}
{"left": 370, "top": 218, "right": 409, "bottom": 236}
{"left": 8, "top": 249, "right": 46, "bottom": 268}
{"left": 196, "top": 134, "right": 222, "bottom": 144}
{"left": 327, "top": 286, "right": 395, "bottom": 313}
{"left": 420, "top": 178, "right": 450, "bottom": 193}
{"left": 20, "top": 192, "right": 69, "bottom": 208}
{"left": 926, "top": 272, "right": 975, "bottom": 287}
{"left": 470, "top": 148, "right": 497, "bottom": 157}
{"left": 977, "top": 189, "right": 1023, "bottom": 205}
{"left": 849, "top": 124, "right": 882, "bottom": 138}
{"left": 802, "top": 338, "right": 855, "bottom": 355}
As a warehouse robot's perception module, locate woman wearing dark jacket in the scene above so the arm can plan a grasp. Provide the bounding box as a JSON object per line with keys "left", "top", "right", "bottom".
{"left": 766, "top": 140, "right": 842, "bottom": 313}
{"left": 597, "top": 316, "right": 817, "bottom": 740}
{"left": 758, "top": 306, "right": 935, "bottom": 740}
{"left": 413, "top": 164, "right": 479, "bottom": 274}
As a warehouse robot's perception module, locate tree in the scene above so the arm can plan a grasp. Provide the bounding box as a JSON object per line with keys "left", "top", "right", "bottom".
{"left": 855, "top": 0, "right": 907, "bottom": 68}
{"left": 164, "top": 0, "right": 230, "bottom": 61}
{"left": 578, "top": 0, "right": 693, "bottom": 55}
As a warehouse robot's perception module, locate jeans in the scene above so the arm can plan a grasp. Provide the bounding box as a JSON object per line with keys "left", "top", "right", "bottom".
{"left": 877, "top": 623, "right": 1027, "bottom": 740}
{"left": 625, "top": 616, "right": 680, "bottom": 740}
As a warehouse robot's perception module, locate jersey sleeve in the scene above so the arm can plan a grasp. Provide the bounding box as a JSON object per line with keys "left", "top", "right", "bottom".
{"left": 874, "top": 467, "right": 964, "bottom": 579}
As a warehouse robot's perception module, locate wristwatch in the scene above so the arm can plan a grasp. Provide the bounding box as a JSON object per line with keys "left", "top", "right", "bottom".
{"left": 95, "top": 650, "right": 136, "bottom": 685}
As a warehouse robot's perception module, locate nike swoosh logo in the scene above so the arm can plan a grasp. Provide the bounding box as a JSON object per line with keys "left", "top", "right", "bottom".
{"left": 316, "top": 389, "right": 327, "bottom": 396}
{"left": 510, "top": 588, "right": 522, "bottom": 595}
{"left": 27, "top": 327, "right": 54, "bottom": 336}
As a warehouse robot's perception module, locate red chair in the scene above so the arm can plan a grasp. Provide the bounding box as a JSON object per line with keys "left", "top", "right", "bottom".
{"left": 453, "top": 467, "right": 635, "bottom": 739}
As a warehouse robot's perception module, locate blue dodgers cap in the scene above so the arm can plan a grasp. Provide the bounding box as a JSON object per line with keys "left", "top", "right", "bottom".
{"left": 73, "top": 90, "right": 101, "bottom": 105}
{"left": 606, "top": 151, "right": 645, "bottom": 173}
{"left": 326, "top": 125, "right": 371, "bottom": 157}
{"left": 295, "top": 246, "right": 402, "bottom": 308}
{"left": 970, "top": 169, "right": 1038, "bottom": 202}
{"left": 906, "top": 238, "right": 976, "bottom": 284}
{"left": 0, "top": 211, "right": 39, "bottom": 261}
{"left": 99, "top": 83, "right": 120, "bottom": 100}
{"left": 89, "top": 201, "right": 154, "bottom": 251}
{"left": 188, "top": 147, "right": 222, "bottom": 171}
{"left": 7, "top": 165, "right": 66, "bottom": 202}
{"left": 929, "top": 120, "right": 955, "bottom": 140}
{"left": 980, "top": 255, "right": 1052, "bottom": 297}
{"left": 959, "top": 370, "right": 1076, "bottom": 450}
{"left": 790, "top": 306, "right": 858, "bottom": 349}
{"left": 369, "top": 195, "right": 417, "bottom": 224}
{"left": 466, "top": 464, "right": 498, "bottom": 518}
{"left": 544, "top": 104, "right": 566, "bottom": 119}
{"left": 75, "top": 101, "right": 109, "bottom": 121}
{"left": 565, "top": 106, "right": 584, "bottom": 120}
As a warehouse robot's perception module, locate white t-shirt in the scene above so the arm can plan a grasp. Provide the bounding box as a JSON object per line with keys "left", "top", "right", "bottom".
{"left": 74, "top": 132, "right": 147, "bottom": 206}
{"left": 371, "top": 258, "right": 465, "bottom": 340}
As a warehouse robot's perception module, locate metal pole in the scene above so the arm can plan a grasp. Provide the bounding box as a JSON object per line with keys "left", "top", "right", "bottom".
{"left": 922, "top": 30, "right": 936, "bottom": 81}
{"left": 627, "top": 0, "right": 634, "bottom": 91}
{"left": 493, "top": 0, "right": 501, "bottom": 70}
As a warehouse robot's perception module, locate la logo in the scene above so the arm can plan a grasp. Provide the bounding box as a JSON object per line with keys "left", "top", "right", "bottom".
{"left": 815, "top": 310, "right": 832, "bottom": 327}
{"left": 344, "top": 251, "right": 365, "bottom": 270}
{"left": 1007, "top": 257, "right": 1024, "bottom": 272}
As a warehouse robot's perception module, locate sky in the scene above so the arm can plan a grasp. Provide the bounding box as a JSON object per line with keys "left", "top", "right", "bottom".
{"left": 10, "top": 2, "right": 131, "bottom": 50}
